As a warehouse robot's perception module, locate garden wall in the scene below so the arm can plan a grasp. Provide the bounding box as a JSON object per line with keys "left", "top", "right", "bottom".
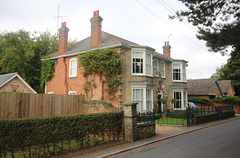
{"left": 138, "top": 123, "right": 156, "bottom": 139}
{"left": 195, "top": 111, "right": 235, "bottom": 125}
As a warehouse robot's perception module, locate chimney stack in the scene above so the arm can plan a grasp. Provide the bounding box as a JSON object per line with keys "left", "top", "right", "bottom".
{"left": 163, "top": 41, "right": 171, "bottom": 58}
{"left": 58, "top": 22, "right": 69, "bottom": 55}
{"left": 90, "top": 10, "right": 103, "bottom": 48}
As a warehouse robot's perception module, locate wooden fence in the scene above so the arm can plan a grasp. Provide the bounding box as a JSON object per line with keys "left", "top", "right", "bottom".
{"left": 0, "top": 93, "right": 85, "bottom": 120}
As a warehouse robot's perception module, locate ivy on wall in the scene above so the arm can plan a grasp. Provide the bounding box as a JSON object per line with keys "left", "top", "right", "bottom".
{"left": 79, "top": 48, "right": 122, "bottom": 99}
{"left": 40, "top": 59, "right": 55, "bottom": 93}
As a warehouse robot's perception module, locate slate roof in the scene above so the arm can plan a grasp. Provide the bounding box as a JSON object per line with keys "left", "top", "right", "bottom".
{"left": 217, "top": 80, "right": 232, "bottom": 94}
{"left": 51, "top": 31, "right": 139, "bottom": 58}
{"left": 0, "top": 72, "right": 17, "bottom": 87}
{"left": 187, "top": 78, "right": 218, "bottom": 96}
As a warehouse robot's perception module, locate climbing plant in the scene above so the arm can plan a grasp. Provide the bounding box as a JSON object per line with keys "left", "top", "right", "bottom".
{"left": 79, "top": 48, "right": 122, "bottom": 99}
{"left": 40, "top": 59, "right": 55, "bottom": 93}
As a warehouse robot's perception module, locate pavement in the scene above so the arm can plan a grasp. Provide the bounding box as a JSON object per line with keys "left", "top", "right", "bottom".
{"left": 72, "top": 115, "right": 240, "bottom": 158}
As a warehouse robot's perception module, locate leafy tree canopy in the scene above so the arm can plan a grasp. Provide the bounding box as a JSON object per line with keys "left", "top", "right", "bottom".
{"left": 173, "top": 0, "right": 240, "bottom": 96}
{"left": 0, "top": 30, "right": 58, "bottom": 92}
{"left": 172, "top": 0, "right": 240, "bottom": 55}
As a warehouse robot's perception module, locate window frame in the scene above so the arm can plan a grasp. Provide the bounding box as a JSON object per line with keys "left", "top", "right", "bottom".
{"left": 173, "top": 89, "right": 187, "bottom": 110}
{"left": 131, "top": 85, "right": 153, "bottom": 112}
{"left": 172, "top": 61, "right": 187, "bottom": 82}
{"left": 160, "top": 61, "right": 165, "bottom": 78}
{"left": 153, "top": 59, "right": 159, "bottom": 77}
{"left": 131, "top": 48, "right": 153, "bottom": 77}
{"left": 69, "top": 58, "right": 77, "bottom": 78}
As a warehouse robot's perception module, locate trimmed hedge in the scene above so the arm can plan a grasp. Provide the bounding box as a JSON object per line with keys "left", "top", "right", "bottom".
{"left": 188, "top": 97, "right": 212, "bottom": 105}
{"left": 0, "top": 112, "right": 123, "bottom": 157}
{"left": 215, "top": 96, "right": 240, "bottom": 105}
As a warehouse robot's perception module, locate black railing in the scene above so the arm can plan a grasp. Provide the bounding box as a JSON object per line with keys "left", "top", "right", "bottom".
{"left": 197, "top": 105, "right": 234, "bottom": 115}
{"left": 137, "top": 110, "right": 155, "bottom": 124}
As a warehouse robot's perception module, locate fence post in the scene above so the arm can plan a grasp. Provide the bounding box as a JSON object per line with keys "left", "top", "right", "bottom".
{"left": 123, "top": 102, "right": 139, "bottom": 142}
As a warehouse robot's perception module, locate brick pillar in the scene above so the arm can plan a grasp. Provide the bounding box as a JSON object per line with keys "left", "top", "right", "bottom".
{"left": 123, "top": 102, "right": 139, "bottom": 142}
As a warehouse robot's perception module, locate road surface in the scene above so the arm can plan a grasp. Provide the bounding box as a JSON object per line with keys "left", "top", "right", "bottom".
{"left": 111, "top": 119, "right": 240, "bottom": 158}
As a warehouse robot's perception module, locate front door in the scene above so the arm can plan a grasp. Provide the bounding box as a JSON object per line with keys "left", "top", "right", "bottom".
{"left": 158, "top": 91, "right": 163, "bottom": 113}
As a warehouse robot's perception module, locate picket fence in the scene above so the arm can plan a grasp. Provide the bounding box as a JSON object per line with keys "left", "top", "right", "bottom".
{"left": 0, "top": 93, "right": 85, "bottom": 120}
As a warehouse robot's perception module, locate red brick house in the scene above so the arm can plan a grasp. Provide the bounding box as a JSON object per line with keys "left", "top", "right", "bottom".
{"left": 45, "top": 10, "right": 188, "bottom": 112}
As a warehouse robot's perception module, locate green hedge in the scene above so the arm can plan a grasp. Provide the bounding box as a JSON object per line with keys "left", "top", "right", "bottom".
{"left": 188, "top": 97, "right": 212, "bottom": 105}
{"left": 215, "top": 96, "right": 240, "bottom": 105}
{"left": 0, "top": 112, "right": 123, "bottom": 158}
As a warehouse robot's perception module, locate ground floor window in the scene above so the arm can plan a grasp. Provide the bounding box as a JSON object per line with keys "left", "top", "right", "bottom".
{"left": 132, "top": 87, "right": 153, "bottom": 112}
{"left": 173, "top": 89, "right": 187, "bottom": 110}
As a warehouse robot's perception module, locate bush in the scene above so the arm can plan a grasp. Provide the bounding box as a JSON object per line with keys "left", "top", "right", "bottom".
{"left": 0, "top": 112, "right": 123, "bottom": 157}
{"left": 215, "top": 96, "right": 240, "bottom": 105}
{"left": 188, "top": 97, "right": 212, "bottom": 105}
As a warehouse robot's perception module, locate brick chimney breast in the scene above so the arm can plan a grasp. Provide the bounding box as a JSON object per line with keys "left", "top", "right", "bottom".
{"left": 58, "top": 22, "right": 69, "bottom": 55}
{"left": 163, "top": 41, "right": 171, "bottom": 58}
{"left": 90, "top": 10, "right": 103, "bottom": 48}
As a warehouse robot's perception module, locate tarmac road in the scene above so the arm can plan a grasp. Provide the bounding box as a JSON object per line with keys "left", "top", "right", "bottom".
{"left": 111, "top": 119, "right": 240, "bottom": 158}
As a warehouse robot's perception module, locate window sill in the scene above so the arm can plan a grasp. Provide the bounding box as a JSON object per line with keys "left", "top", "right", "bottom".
{"left": 69, "top": 76, "right": 77, "bottom": 78}
{"left": 173, "top": 80, "right": 187, "bottom": 83}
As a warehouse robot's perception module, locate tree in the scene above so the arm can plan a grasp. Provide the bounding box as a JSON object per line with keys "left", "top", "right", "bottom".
{"left": 211, "top": 64, "right": 229, "bottom": 80}
{"left": 173, "top": 0, "right": 240, "bottom": 96}
{"left": 0, "top": 30, "right": 58, "bottom": 93}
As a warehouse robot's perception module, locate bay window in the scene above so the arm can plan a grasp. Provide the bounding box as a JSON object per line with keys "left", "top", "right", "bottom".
{"left": 131, "top": 48, "right": 153, "bottom": 76}
{"left": 173, "top": 89, "right": 187, "bottom": 110}
{"left": 132, "top": 86, "right": 153, "bottom": 112}
{"left": 172, "top": 61, "right": 187, "bottom": 82}
{"left": 132, "top": 51, "right": 143, "bottom": 74}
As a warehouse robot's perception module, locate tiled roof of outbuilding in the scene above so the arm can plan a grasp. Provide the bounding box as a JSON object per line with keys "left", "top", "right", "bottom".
{"left": 187, "top": 78, "right": 217, "bottom": 95}
{"left": 217, "top": 80, "right": 232, "bottom": 94}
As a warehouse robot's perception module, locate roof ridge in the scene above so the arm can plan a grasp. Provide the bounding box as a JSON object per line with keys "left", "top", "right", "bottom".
{"left": 102, "top": 31, "right": 139, "bottom": 46}
{"left": 102, "top": 31, "right": 121, "bottom": 44}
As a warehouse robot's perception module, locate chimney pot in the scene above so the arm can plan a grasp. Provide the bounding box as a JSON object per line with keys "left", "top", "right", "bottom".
{"left": 163, "top": 41, "right": 171, "bottom": 58}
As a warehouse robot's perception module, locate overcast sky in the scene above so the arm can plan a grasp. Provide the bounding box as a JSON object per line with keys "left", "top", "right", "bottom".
{"left": 0, "top": 0, "right": 229, "bottom": 79}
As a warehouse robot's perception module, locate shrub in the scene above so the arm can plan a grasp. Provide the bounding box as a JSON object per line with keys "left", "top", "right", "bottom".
{"left": 0, "top": 112, "right": 123, "bottom": 157}
{"left": 215, "top": 96, "right": 240, "bottom": 105}
{"left": 188, "top": 97, "right": 212, "bottom": 105}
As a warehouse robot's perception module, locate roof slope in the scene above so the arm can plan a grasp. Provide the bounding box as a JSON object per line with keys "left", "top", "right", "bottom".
{"left": 52, "top": 31, "right": 139, "bottom": 58}
{"left": 217, "top": 80, "right": 232, "bottom": 94}
{"left": 0, "top": 73, "right": 17, "bottom": 87}
{"left": 187, "top": 78, "right": 217, "bottom": 95}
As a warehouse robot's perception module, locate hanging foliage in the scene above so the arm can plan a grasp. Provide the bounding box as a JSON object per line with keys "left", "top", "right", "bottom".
{"left": 40, "top": 59, "right": 55, "bottom": 93}
{"left": 79, "top": 48, "right": 122, "bottom": 99}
